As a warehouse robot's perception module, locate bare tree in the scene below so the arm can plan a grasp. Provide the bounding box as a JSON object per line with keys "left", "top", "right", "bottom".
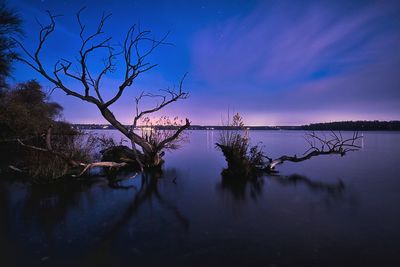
{"left": 13, "top": 8, "right": 190, "bottom": 170}
{"left": 263, "top": 131, "right": 362, "bottom": 172}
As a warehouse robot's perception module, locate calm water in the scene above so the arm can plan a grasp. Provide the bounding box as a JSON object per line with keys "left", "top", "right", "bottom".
{"left": 1, "top": 130, "right": 400, "bottom": 266}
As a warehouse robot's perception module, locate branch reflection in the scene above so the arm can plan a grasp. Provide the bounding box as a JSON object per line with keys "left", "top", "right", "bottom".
{"left": 217, "top": 171, "right": 345, "bottom": 201}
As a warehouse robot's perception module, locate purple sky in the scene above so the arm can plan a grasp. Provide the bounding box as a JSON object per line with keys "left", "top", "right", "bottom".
{"left": 10, "top": 0, "right": 400, "bottom": 125}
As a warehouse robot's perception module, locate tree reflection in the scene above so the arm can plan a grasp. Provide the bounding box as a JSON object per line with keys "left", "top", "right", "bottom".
{"left": 104, "top": 169, "right": 190, "bottom": 231}
{"left": 80, "top": 169, "right": 190, "bottom": 266}
{"left": 0, "top": 168, "right": 189, "bottom": 265}
{"left": 217, "top": 173, "right": 264, "bottom": 200}
{"left": 10, "top": 168, "right": 189, "bottom": 251}
{"left": 21, "top": 178, "right": 106, "bottom": 240}
{"left": 218, "top": 172, "right": 345, "bottom": 201}
{"left": 268, "top": 174, "right": 345, "bottom": 195}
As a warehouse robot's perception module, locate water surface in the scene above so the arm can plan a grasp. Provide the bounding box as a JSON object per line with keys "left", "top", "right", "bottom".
{"left": 1, "top": 130, "right": 399, "bottom": 266}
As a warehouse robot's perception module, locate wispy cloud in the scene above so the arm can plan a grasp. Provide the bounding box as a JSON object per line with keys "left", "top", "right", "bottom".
{"left": 190, "top": 0, "right": 400, "bottom": 124}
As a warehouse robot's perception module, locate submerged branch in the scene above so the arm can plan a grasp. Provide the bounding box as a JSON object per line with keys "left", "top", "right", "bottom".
{"left": 73, "top": 162, "right": 128, "bottom": 177}
{"left": 264, "top": 131, "right": 362, "bottom": 171}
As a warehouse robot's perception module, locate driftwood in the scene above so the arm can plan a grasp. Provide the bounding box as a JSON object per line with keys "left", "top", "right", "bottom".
{"left": 8, "top": 165, "right": 24, "bottom": 173}
{"left": 73, "top": 162, "right": 128, "bottom": 177}
{"left": 264, "top": 131, "right": 362, "bottom": 171}
{"left": 16, "top": 128, "right": 131, "bottom": 179}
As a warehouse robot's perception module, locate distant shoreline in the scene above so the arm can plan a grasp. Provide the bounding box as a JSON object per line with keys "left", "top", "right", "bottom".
{"left": 73, "top": 120, "right": 400, "bottom": 131}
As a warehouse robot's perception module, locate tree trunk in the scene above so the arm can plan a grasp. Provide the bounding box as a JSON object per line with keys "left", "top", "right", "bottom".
{"left": 143, "top": 150, "right": 164, "bottom": 169}
{"left": 99, "top": 105, "right": 154, "bottom": 167}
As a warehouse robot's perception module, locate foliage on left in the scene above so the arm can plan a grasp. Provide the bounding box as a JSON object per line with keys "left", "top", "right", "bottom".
{"left": 0, "top": 80, "right": 97, "bottom": 183}
{"left": 0, "top": 3, "right": 22, "bottom": 88}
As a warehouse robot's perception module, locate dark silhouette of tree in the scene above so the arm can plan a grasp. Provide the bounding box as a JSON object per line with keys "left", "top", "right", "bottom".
{"left": 0, "top": 80, "right": 92, "bottom": 181}
{"left": 0, "top": 3, "right": 22, "bottom": 88}
{"left": 0, "top": 80, "right": 62, "bottom": 139}
{"left": 14, "top": 8, "right": 190, "bottom": 170}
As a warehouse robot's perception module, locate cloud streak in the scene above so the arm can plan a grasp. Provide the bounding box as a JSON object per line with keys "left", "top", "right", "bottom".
{"left": 190, "top": 0, "right": 400, "bottom": 124}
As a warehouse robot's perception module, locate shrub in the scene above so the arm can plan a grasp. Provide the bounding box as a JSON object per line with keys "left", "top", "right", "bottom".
{"left": 216, "top": 113, "right": 265, "bottom": 179}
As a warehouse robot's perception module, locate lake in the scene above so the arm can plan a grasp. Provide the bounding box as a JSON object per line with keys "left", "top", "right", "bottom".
{"left": 1, "top": 130, "right": 400, "bottom": 266}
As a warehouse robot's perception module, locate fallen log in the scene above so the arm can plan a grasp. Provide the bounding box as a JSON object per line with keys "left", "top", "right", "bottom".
{"left": 73, "top": 162, "right": 128, "bottom": 177}
{"left": 264, "top": 131, "right": 362, "bottom": 172}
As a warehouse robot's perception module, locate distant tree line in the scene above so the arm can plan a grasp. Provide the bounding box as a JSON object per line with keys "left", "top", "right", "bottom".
{"left": 301, "top": 121, "right": 400, "bottom": 131}
{"left": 74, "top": 121, "right": 400, "bottom": 131}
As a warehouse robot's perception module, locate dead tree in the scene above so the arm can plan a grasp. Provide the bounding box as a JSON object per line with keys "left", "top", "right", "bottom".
{"left": 13, "top": 8, "right": 190, "bottom": 170}
{"left": 263, "top": 131, "right": 362, "bottom": 172}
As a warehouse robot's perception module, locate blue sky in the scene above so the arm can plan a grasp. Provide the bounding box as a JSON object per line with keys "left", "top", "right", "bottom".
{"left": 8, "top": 0, "right": 400, "bottom": 125}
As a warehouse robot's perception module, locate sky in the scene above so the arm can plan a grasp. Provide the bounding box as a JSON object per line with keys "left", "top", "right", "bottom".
{"left": 8, "top": 0, "right": 400, "bottom": 125}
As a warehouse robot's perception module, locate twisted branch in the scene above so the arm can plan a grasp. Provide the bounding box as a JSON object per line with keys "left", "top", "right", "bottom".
{"left": 264, "top": 131, "right": 362, "bottom": 171}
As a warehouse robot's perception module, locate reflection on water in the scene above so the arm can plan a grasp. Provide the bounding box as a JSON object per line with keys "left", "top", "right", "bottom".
{"left": 1, "top": 130, "right": 400, "bottom": 266}
{"left": 269, "top": 174, "right": 345, "bottom": 195}
{"left": 218, "top": 173, "right": 344, "bottom": 201}
{"left": 206, "top": 129, "right": 215, "bottom": 152}
{"left": 217, "top": 175, "right": 264, "bottom": 200}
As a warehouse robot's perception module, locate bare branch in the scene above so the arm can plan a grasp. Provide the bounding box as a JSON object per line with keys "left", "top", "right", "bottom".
{"left": 12, "top": 11, "right": 95, "bottom": 104}
{"left": 156, "top": 118, "right": 191, "bottom": 150}
{"left": 35, "top": 11, "right": 62, "bottom": 72}
{"left": 93, "top": 46, "right": 118, "bottom": 103}
{"left": 265, "top": 131, "right": 362, "bottom": 171}
{"left": 104, "top": 26, "right": 170, "bottom": 108}
{"left": 132, "top": 73, "right": 189, "bottom": 127}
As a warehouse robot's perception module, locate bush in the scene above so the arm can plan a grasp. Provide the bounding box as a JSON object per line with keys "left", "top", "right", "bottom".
{"left": 216, "top": 113, "right": 265, "bottom": 179}
{"left": 0, "top": 81, "right": 98, "bottom": 182}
